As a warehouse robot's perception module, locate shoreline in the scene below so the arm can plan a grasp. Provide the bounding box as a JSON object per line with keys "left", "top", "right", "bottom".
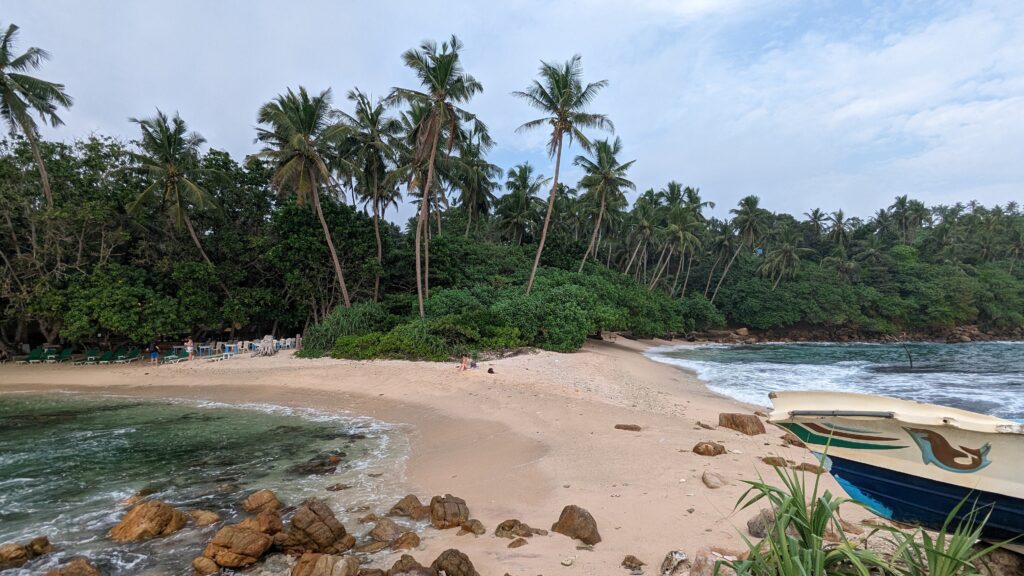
{"left": 0, "top": 339, "right": 862, "bottom": 574}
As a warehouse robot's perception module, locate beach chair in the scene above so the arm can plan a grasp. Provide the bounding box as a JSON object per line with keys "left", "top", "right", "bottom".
{"left": 36, "top": 348, "right": 59, "bottom": 363}
{"left": 158, "top": 349, "right": 180, "bottom": 364}
{"left": 97, "top": 349, "right": 118, "bottom": 364}
{"left": 15, "top": 348, "right": 43, "bottom": 364}
{"left": 49, "top": 348, "right": 74, "bottom": 363}
{"left": 114, "top": 349, "right": 140, "bottom": 364}
{"left": 74, "top": 349, "right": 100, "bottom": 365}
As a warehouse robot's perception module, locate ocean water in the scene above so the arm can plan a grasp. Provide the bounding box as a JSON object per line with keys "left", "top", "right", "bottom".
{"left": 0, "top": 393, "right": 407, "bottom": 575}
{"left": 647, "top": 341, "right": 1024, "bottom": 419}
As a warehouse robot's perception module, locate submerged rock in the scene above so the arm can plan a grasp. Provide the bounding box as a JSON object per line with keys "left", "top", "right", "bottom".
{"left": 243, "top": 489, "right": 282, "bottom": 514}
{"left": 431, "top": 549, "right": 479, "bottom": 576}
{"left": 428, "top": 495, "right": 469, "bottom": 529}
{"left": 44, "top": 558, "right": 101, "bottom": 576}
{"left": 551, "top": 505, "right": 602, "bottom": 545}
{"left": 109, "top": 500, "right": 188, "bottom": 542}
{"left": 692, "top": 441, "right": 726, "bottom": 456}
{"left": 291, "top": 552, "right": 359, "bottom": 576}
{"left": 718, "top": 413, "right": 766, "bottom": 436}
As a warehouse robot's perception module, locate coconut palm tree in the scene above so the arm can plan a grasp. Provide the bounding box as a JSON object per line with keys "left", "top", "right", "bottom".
{"left": 389, "top": 35, "right": 483, "bottom": 318}
{"left": 0, "top": 23, "right": 73, "bottom": 209}
{"left": 341, "top": 88, "right": 401, "bottom": 301}
{"left": 759, "top": 227, "right": 812, "bottom": 289}
{"left": 127, "top": 110, "right": 228, "bottom": 295}
{"left": 711, "top": 195, "right": 768, "bottom": 304}
{"left": 803, "top": 208, "right": 827, "bottom": 237}
{"left": 496, "top": 162, "right": 548, "bottom": 244}
{"left": 255, "top": 86, "right": 352, "bottom": 308}
{"left": 575, "top": 137, "right": 635, "bottom": 272}
{"left": 683, "top": 186, "right": 714, "bottom": 221}
{"left": 513, "top": 55, "right": 612, "bottom": 293}
{"left": 828, "top": 209, "right": 851, "bottom": 249}
{"left": 450, "top": 140, "right": 500, "bottom": 237}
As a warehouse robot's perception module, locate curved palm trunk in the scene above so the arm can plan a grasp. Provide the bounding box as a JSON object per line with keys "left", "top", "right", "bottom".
{"left": 311, "top": 186, "right": 351, "bottom": 308}
{"left": 704, "top": 253, "right": 723, "bottom": 297}
{"left": 649, "top": 246, "right": 673, "bottom": 290}
{"left": 710, "top": 247, "right": 741, "bottom": 305}
{"left": 464, "top": 210, "right": 472, "bottom": 238}
{"left": 183, "top": 212, "right": 229, "bottom": 296}
{"left": 372, "top": 175, "right": 382, "bottom": 302}
{"left": 671, "top": 253, "right": 685, "bottom": 295}
{"left": 24, "top": 129, "right": 54, "bottom": 209}
{"left": 526, "top": 135, "right": 563, "bottom": 294}
{"left": 624, "top": 238, "right": 643, "bottom": 274}
{"left": 414, "top": 135, "right": 441, "bottom": 319}
{"left": 578, "top": 190, "right": 605, "bottom": 273}
{"left": 681, "top": 256, "right": 693, "bottom": 298}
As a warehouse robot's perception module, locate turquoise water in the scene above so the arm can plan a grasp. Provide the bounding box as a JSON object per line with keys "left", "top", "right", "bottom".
{"left": 648, "top": 341, "right": 1024, "bottom": 419}
{"left": 0, "top": 393, "right": 406, "bottom": 575}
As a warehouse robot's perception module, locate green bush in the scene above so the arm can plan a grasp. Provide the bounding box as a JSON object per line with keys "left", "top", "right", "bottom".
{"left": 300, "top": 302, "right": 395, "bottom": 357}
{"left": 331, "top": 332, "right": 385, "bottom": 360}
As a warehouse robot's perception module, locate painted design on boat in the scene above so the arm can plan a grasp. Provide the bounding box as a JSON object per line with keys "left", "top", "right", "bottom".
{"left": 778, "top": 422, "right": 907, "bottom": 451}
{"left": 903, "top": 427, "right": 991, "bottom": 473}
{"left": 803, "top": 422, "right": 899, "bottom": 442}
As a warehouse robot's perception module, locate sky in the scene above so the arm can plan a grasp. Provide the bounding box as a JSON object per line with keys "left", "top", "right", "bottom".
{"left": 6, "top": 0, "right": 1023, "bottom": 223}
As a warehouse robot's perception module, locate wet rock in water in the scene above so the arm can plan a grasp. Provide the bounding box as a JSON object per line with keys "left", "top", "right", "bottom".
{"left": 747, "top": 508, "right": 775, "bottom": 538}
{"left": 615, "top": 424, "right": 642, "bottom": 432}
{"left": 243, "top": 489, "right": 282, "bottom": 514}
{"left": 431, "top": 549, "right": 479, "bottom": 576}
{"left": 358, "top": 514, "right": 379, "bottom": 525}
{"left": 692, "top": 441, "right": 726, "bottom": 456}
{"left": 551, "top": 505, "right": 602, "bottom": 545}
{"left": 760, "top": 456, "right": 788, "bottom": 467}
{"left": 189, "top": 509, "right": 222, "bottom": 527}
{"left": 389, "top": 495, "right": 427, "bottom": 520}
{"left": 192, "top": 556, "right": 220, "bottom": 575}
{"left": 0, "top": 543, "right": 30, "bottom": 569}
{"left": 368, "top": 518, "right": 403, "bottom": 543}
{"left": 388, "top": 554, "right": 434, "bottom": 576}
{"left": 290, "top": 453, "right": 342, "bottom": 476}
{"left": 392, "top": 532, "right": 420, "bottom": 550}
{"left": 354, "top": 541, "right": 388, "bottom": 554}
{"left": 622, "top": 554, "right": 645, "bottom": 571}
{"left": 44, "top": 558, "right": 101, "bottom": 576}
{"left": 280, "top": 499, "right": 353, "bottom": 554}
{"left": 782, "top": 432, "right": 805, "bottom": 448}
{"left": 203, "top": 525, "right": 273, "bottom": 568}
{"left": 238, "top": 510, "right": 284, "bottom": 535}
{"left": 701, "top": 470, "right": 727, "bottom": 489}
{"left": 507, "top": 537, "right": 528, "bottom": 548}
{"left": 327, "top": 483, "right": 353, "bottom": 492}
{"left": 428, "top": 495, "right": 469, "bottom": 529}
{"left": 494, "top": 519, "right": 541, "bottom": 539}
{"left": 689, "top": 547, "right": 742, "bottom": 576}
{"left": 793, "top": 462, "right": 825, "bottom": 474}
{"left": 291, "top": 552, "right": 360, "bottom": 576}
{"left": 659, "top": 550, "right": 688, "bottom": 575}
{"left": 718, "top": 413, "right": 766, "bottom": 436}
{"left": 109, "top": 500, "right": 189, "bottom": 542}
{"left": 457, "top": 519, "right": 485, "bottom": 536}
{"left": 25, "top": 536, "right": 54, "bottom": 558}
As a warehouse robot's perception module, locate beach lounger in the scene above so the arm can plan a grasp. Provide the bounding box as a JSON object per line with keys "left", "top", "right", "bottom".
{"left": 49, "top": 348, "right": 74, "bottom": 363}
{"left": 15, "top": 348, "right": 43, "bottom": 364}
{"left": 97, "top": 350, "right": 118, "bottom": 364}
{"left": 207, "top": 353, "right": 228, "bottom": 362}
{"left": 114, "top": 349, "right": 141, "bottom": 364}
{"left": 74, "top": 349, "right": 101, "bottom": 365}
{"left": 36, "top": 348, "right": 59, "bottom": 363}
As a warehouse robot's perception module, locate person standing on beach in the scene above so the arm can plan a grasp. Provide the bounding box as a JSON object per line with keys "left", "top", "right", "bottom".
{"left": 149, "top": 343, "right": 159, "bottom": 365}
{"left": 185, "top": 337, "right": 194, "bottom": 361}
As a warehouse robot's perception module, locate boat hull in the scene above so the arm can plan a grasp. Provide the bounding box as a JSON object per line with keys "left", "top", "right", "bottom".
{"left": 824, "top": 453, "right": 1024, "bottom": 542}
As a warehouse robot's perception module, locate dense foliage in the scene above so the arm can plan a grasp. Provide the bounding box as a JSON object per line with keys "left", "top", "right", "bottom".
{"left": 1, "top": 27, "right": 1022, "bottom": 358}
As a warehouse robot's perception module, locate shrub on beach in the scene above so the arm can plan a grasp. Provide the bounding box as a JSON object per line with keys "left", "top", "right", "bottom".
{"left": 300, "top": 302, "right": 396, "bottom": 357}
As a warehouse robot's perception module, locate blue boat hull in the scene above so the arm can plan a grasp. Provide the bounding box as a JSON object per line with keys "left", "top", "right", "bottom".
{"left": 827, "top": 455, "right": 1024, "bottom": 542}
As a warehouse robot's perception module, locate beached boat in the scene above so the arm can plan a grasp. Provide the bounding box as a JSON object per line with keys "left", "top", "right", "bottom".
{"left": 768, "top": 391, "right": 1024, "bottom": 543}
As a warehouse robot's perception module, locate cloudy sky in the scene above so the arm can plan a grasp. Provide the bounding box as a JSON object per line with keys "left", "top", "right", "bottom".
{"left": 7, "top": 0, "right": 1023, "bottom": 222}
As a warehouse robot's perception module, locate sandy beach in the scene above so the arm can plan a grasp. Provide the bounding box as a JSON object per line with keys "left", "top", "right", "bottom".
{"left": 0, "top": 339, "right": 867, "bottom": 575}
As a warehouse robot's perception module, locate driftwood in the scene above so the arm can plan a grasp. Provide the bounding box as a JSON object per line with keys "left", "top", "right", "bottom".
{"left": 253, "top": 335, "right": 277, "bottom": 357}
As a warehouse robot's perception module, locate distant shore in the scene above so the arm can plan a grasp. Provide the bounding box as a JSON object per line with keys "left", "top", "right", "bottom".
{"left": 0, "top": 338, "right": 869, "bottom": 574}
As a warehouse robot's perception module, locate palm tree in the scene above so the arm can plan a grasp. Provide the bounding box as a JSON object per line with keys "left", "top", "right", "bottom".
{"left": 341, "top": 88, "right": 401, "bottom": 301}
{"left": 390, "top": 35, "right": 482, "bottom": 318}
{"left": 711, "top": 195, "right": 768, "bottom": 304}
{"left": 255, "top": 86, "right": 352, "bottom": 308}
{"left": 683, "top": 186, "right": 714, "bottom": 221}
{"left": 658, "top": 181, "right": 685, "bottom": 209}
{"left": 828, "top": 209, "right": 851, "bottom": 249}
{"left": 803, "top": 208, "right": 827, "bottom": 237}
{"left": 128, "top": 110, "right": 227, "bottom": 294}
{"left": 624, "top": 201, "right": 656, "bottom": 275}
{"left": 0, "top": 23, "right": 73, "bottom": 209}
{"left": 513, "top": 55, "right": 611, "bottom": 294}
{"left": 496, "top": 163, "right": 548, "bottom": 244}
{"left": 575, "top": 137, "right": 635, "bottom": 272}
{"left": 704, "top": 224, "right": 737, "bottom": 297}
{"left": 759, "top": 228, "right": 811, "bottom": 289}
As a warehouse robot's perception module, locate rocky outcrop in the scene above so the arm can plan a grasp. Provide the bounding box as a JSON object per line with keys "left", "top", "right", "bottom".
{"left": 388, "top": 554, "right": 435, "bottom": 576}
{"left": 693, "top": 441, "right": 726, "bottom": 456}
{"left": 239, "top": 510, "right": 284, "bottom": 535}
{"left": 109, "top": 500, "right": 188, "bottom": 542}
{"left": 243, "top": 489, "right": 282, "bottom": 514}
{"left": 457, "top": 519, "right": 485, "bottom": 536}
{"left": 44, "top": 558, "right": 101, "bottom": 576}
{"left": 718, "top": 413, "right": 766, "bottom": 436}
{"left": 391, "top": 532, "right": 420, "bottom": 550}
{"left": 192, "top": 556, "right": 220, "bottom": 575}
{"left": 428, "top": 495, "right": 469, "bottom": 529}
{"left": 551, "top": 505, "right": 601, "bottom": 545}
{"left": 430, "top": 549, "right": 479, "bottom": 576}
{"left": 368, "top": 518, "right": 403, "bottom": 542}
{"left": 276, "top": 499, "right": 353, "bottom": 554}
{"left": 203, "top": 524, "right": 273, "bottom": 569}
{"left": 0, "top": 543, "right": 29, "bottom": 570}
{"left": 291, "top": 552, "right": 359, "bottom": 576}
{"left": 189, "top": 509, "right": 222, "bottom": 527}
{"left": 389, "top": 495, "right": 427, "bottom": 521}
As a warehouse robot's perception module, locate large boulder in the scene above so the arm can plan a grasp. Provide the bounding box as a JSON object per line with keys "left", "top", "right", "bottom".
{"left": 203, "top": 525, "right": 273, "bottom": 568}
{"left": 192, "top": 556, "right": 220, "bottom": 575}
{"left": 238, "top": 510, "right": 284, "bottom": 535}
{"left": 550, "top": 505, "right": 601, "bottom": 545}
{"left": 109, "top": 500, "right": 188, "bottom": 542}
{"left": 44, "top": 558, "right": 101, "bottom": 576}
{"left": 428, "top": 495, "right": 469, "bottom": 529}
{"left": 0, "top": 543, "right": 29, "bottom": 569}
{"left": 291, "top": 552, "right": 359, "bottom": 576}
{"left": 389, "top": 554, "right": 435, "bottom": 576}
{"left": 718, "top": 413, "right": 766, "bottom": 436}
{"left": 457, "top": 519, "right": 485, "bottom": 536}
{"left": 389, "top": 495, "right": 427, "bottom": 521}
{"left": 368, "top": 518, "right": 403, "bottom": 543}
{"left": 430, "top": 549, "right": 479, "bottom": 576}
{"left": 391, "top": 532, "right": 420, "bottom": 550}
{"left": 280, "top": 499, "right": 353, "bottom": 554}
{"left": 243, "top": 489, "right": 282, "bottom": 514}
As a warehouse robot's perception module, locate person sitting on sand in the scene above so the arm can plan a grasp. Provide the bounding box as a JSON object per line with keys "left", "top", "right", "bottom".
{"left": 185, "top": 337, "right": 194, "bottom": 361}
{"left": 459, "top": 356, "right": 469, "bottom": 371}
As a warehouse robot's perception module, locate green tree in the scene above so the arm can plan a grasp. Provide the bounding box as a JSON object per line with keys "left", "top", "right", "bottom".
{"left": 0, "top": 23, "right": 72, "bottom": 209}
{"left": 496, "top": 162, "right": 548, "bottom": 244}
{"left": 256, "top": 86, "right": 352, "bottom": 307}
{"left": 760, "top": 227, "right": 812, "bottom": 289}
{"left": 575, "top": 137, "right": 635, "bottom": 272}
{"left": 513, "top": 55, "right": 611, "bottom": 294}
{"left": 711, "top": 195, "right": 769, "bottom": 303}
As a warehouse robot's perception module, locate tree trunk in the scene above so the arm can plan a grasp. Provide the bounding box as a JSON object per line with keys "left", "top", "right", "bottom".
{"left": 624, "top": 238, "right": 643, "bottom": 274}
{"left": 183, "top": 212, "right": 230, "bottom": 296}
{"left": 649, "top": 246, "right": 673, "bottom": 290}
{"left": 464, "top": 209, "right": 472, "bottom": 238}
{"left": 710, "top": 247, "right": 741, "bottom": 304}
{"left": 681, "top": 255, "right": 693, "bottom": 298}
{"left": 578, "top": 189, "right": 605, "bottom": 273}
{"left": 311, "top": 185, "right": 351, "bottom": 308}
{"left": 415, "top": 134, "right": 441, "bottom": 318}
{"left": 424, "top": 191, "right": 431, "bottom": 299}
{"left": 372, "top": 177, "right": 382, "bottom": 303}
{"left": 526, "top": 135, "right": 563, "bottom": 295}
{"left": 671, "top": 252, "right": 685, "bottom": 295}
{"left": 704, "top": 253, "right": 723, "bottom": 297}
{"left": 24, "top": 129, "right": 54, "bottom": 210}
{"left": 772, "top": 273, "right": 782, "bottom": 290}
